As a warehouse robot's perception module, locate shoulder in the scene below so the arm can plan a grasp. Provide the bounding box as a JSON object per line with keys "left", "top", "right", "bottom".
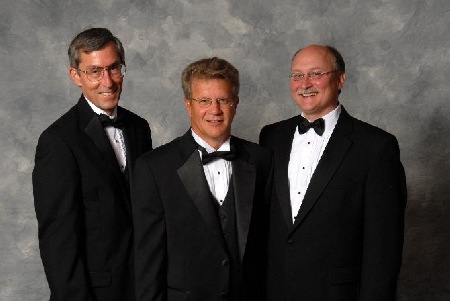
{"left": 39, "top": 105, "right": 79, "bottom": 141}
{"left": 118, "top": 106, "right": 150, "bottom": 128}
{"left": 137, "top": 135, "right": 186, "bottom": 166}
{"left": 34, "top": 107, "right": 82, "bottom": 164}
{"left": 259, "top": 116, "right": 298, "bottom": 146}
{"left": 344, "top": 112, "right": 398, "bottom": 143}
{"left": 232, "top": 136, "right": 272, "bottom": 162}
{"left": 232, "top": 136, "right": 266, "bottom": 152}
{"left": 261, "top": 116, "right": 298, "bottom": 133}
{"left": 338, "top": 109, "right": 400, "bottom": 157}
{"left": 260, "top": 116, "right": 298, "bottom": 138}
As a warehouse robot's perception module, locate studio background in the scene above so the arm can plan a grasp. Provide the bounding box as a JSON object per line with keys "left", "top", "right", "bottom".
{"left": 1, "top": 0, "right": 449, "bottom": 300}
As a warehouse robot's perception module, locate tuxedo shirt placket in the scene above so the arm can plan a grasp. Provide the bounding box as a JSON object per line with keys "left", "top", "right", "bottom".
{"left": 288, "top": 106, "right": 341, "bottom": 222}
{"left": 288, "top": 130, "right": 323, "bottom": 222}
{"left": 202, "top": 159, "right": 231, "bottom": 205}
{"left": 104, "top": 126, "right": 127, "bottom": 173}
{"left": 191, "top": 131, "right": 232, "bottom": 205}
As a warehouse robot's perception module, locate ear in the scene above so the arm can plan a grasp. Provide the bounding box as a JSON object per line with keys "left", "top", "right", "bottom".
{"left": 231, "top": 96, "right": 239, "bottom": 108}
{"left": 69, "top": 68, "right": 82, "bottom": 87}
{"left": 184, "top": 99, "right": 192, "bottom": 117}
{"left": 337, "top": 72, "right": 346, "bottom": 91}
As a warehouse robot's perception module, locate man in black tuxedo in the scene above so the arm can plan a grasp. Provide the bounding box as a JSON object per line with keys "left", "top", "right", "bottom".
{"left": 132, "top": 57, "right": 272, "bottom": 301}
{"left": 32, "top": 28, "right": 152, "bottom": 301}
{"left": 259, "top": 45, "right": 407, "bottom": 300}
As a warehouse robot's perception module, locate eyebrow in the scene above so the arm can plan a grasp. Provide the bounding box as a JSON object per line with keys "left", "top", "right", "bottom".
{"left": 291, "top": 68, "right": 326, "bottom": 72}
{"left": 85, "top": 61, "right": 120, "bottom": 68}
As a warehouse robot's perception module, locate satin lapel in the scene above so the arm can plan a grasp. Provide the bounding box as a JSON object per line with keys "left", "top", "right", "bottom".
{"left": 274, "top": 118, "right": 298, "bottom": 228}
{"left": 177, "top": 137, "right": 226, "bottom": 250}
{"left": 78, "top": 97, "right": 128, "bottom": 194}
{"left": 231, "top": 141, "right": 255, "bottom": 261}
{"left": 120, "top": 109, "right": 137, "bottom": 186}
{"left": 292, "top": 109, "right": 353, "bottom": 231}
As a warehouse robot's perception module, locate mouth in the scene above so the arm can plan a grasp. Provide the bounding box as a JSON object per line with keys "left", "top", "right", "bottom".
{"left": 98, "top": 90, "right": 117, "bottom": 97}
{"left": 298, "top": 90, "right": 319, "bottom": 97}
{"left": 207, "top": 119, "right": 224, "bottom": 125}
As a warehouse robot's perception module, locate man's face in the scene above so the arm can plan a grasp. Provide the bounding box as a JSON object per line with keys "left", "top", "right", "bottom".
{"left": 70, "top": 42, "right": 123, "bottom": 115}
{"left": 184, "top": 78, "right": 238, "bottom": 149}
{"left": 290, "top": 45, "right": 345, "bottom": 121}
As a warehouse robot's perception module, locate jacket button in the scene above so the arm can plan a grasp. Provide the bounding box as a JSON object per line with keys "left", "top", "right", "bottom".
{"left": 221, "top": 259, "right": 229, "bottom": 266}
{"left": 287, "top": 239, "right": 294, "bottom": 244}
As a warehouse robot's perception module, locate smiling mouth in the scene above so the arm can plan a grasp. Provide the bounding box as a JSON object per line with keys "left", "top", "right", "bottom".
{"left": 298, "top": 90, "right": 318, "bottom": 97}
{"left": 99, "top": 91, "right": 116, "bottom": 96}
{"left": 207, "top": 119, "right": 224, "bottom": 124}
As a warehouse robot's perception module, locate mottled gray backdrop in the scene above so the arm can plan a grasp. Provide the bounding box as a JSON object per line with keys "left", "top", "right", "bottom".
{"left": 1, "top": 0, "right": 449, "bottom": 300}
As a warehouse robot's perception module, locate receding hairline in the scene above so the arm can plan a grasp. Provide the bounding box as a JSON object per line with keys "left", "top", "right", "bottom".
{"left": 291, "top": 44, "right": 345, "bottom": 73}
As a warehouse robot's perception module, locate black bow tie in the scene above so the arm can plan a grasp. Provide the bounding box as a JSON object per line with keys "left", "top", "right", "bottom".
{"left": 99, "top": 114, "right": 125, "bottom": 129}
{"left": 198, "top": 145, "right": 236, "bottom": 165}
{"left": 297, "top": 116, "right": 325, "bottom": 136}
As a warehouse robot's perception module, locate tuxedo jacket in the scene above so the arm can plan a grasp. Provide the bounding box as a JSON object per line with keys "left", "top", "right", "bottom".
{"left": 259, "top": 107, "right": 407, "bottom": 301}
{"left": 132, "top": 131, "right": 273, "bottom": 301}
{"left": 33, "top": 96, "right": 152, "bottom": 301}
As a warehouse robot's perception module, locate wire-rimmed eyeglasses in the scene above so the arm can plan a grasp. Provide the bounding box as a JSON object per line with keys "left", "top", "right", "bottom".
{"left": 289, "top": 70, "right": 337, "bottom": 81}
{"left": 190, "top": 97, "right": 236, "bottom": 108}
{"left": 78, "top": 63, "right": 126, "bottom": 82}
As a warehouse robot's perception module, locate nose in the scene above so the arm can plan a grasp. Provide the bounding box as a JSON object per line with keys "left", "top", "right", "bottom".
{"left": 299, "top": 76, "right": 313, "bottom": 88}
{"left": 208, "top": 99, "right": 222, "bottom": 114}
{"left": 291, "top": 76, "right": 311, "bottom": 91}
{"left": 100, "top": 68, "right": 114, "bottom": 87}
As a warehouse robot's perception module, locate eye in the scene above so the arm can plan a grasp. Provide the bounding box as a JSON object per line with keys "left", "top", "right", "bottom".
{"left": 198, "top": 98, "right": 211, "bottom": 105}
{"left": 109, "top": 64, "right": 120, "bottom": 73}
{"left": 290, "top": 73, "right": 304, "bottom": 80}
{"left": 89, "top": 68, "right": 101, "bottom": 75}
{"left": 217, "top": 98, "right": 229, "bottom": 104}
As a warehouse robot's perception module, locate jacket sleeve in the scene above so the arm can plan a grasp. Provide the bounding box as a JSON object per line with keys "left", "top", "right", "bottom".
{"left": 132, "top": 155, "right": 167, "bottom": 301}
{"left": 32, "top": 131, "right": 94, "bottom": 301}
{"left": 258, "top": 125, "right": 268, "bottom": 147}
{"left": 359, "top": 135, "right": 407, "bottom": 300}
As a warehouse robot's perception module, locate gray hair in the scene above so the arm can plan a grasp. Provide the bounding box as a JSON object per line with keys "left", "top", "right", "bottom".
{"left": 68, "top": 28, "right": 125, "bottom": 69}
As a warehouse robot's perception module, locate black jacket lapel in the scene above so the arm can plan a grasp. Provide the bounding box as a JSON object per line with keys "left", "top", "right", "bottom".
{"left": 176, "top": 132, "right": 226, "bottom": 250}
{"left": 77, "top": 96, "right": 129, "bottom": 194}
{"left": 273, "top": 117, "right": 298, "bottom": 228}
{"left": 231, "top": 138, "right": 255, "bottom": 261}
{"left": 119, "top": 108, "right": 137, "bottom": 186}
{"left": 292, "top": 108, "right": 353, "bottom": 231}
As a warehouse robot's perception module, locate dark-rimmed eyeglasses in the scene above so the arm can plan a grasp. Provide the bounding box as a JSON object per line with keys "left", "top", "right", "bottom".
{"left": 78, "top": 63, "right": 126, "bottom": 82}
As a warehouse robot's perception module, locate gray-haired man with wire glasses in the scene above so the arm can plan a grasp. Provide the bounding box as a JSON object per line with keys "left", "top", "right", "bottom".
{"left": 33, "top": 27, "right": 152, "bottom": 301}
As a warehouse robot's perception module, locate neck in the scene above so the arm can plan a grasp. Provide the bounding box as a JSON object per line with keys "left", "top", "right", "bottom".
{"left": 303, "top": 102, "right": 339, "bottom": 122}
{"left": 191, "top": 129, "right": 230, "bottom": 150}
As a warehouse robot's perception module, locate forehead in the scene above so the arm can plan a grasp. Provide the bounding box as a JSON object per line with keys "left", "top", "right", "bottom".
{"left": 79, "top": 42, "right": 119, "bottom": 67}
{"left": 191, "top": 78, "right": 233, "bottom": 95}
{"left": 292, "top": 47, "right": 335, "bottom": 71}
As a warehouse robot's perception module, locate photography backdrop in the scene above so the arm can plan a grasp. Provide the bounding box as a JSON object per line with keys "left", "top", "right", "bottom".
{"left": 1, "top": 0, "right": 449, "bottom": 300}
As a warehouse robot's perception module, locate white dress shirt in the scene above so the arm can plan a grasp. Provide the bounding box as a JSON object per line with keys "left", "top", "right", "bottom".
{"left": 288, "top": 105, "right": 341, "bottom": 222}
{"left": 192, "top": 130, "right": 232, "bottom": 206}
{"left": 86, "top": 97, "right": 127, "bottom": 173}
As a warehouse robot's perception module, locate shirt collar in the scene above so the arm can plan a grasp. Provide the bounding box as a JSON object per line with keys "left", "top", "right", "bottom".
{"left": 191, "top": 129, "right": 231, "bottom": 153}
{"left": 84, "top": 95, "right": 118, "bottom": 118}
{"left": 301, "top": 103, "right": 341, "bottom": 135}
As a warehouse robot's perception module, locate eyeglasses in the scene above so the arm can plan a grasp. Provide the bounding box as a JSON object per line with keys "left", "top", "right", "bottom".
{"left": 289, "top": 70, "right": 337, "bottom": 81}
{"left": 78, "top": 63, "right": 126, "bottom": 82}
{"left": 190, "top": 97, "right": 235, "bottom": 108}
